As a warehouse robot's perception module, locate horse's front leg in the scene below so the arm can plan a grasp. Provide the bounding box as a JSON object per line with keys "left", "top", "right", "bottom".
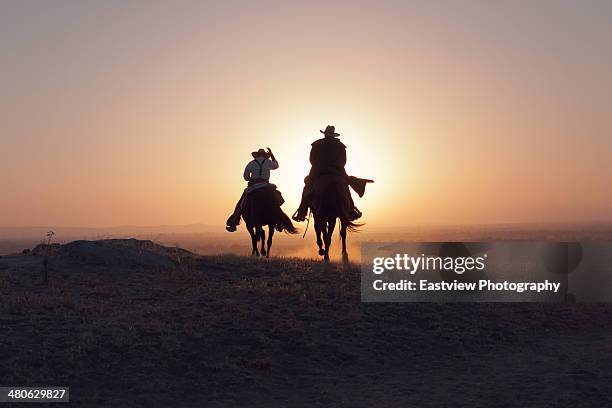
{"left": 324, "top": 218, "right": 336, "bottom": 263}
{"left": 248, "top": 226, "right": 259, "bottom": 256}
{"left": 266, "top": 225, "right": 274, "bottom": 258}
{"left": 258, "top": 226, "right": 266, "bottom": 256}
{"left": 314, "top": 217, "right": 324, "bottom": 256}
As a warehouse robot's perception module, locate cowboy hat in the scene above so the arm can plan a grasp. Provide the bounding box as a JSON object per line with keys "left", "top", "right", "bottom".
{"left": 320, "top": 125, "right": 340, "bottom": 137}
{"left": 251, "top": 148, "right": 270, "bottom": 159}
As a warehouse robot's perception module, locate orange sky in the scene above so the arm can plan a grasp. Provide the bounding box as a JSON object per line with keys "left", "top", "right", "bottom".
{"left": 1, "top": 1, "right": 612, "bottom": 227}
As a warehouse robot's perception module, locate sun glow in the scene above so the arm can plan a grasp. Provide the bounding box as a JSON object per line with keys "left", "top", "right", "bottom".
{"left": 255, "top": 117, "right": 398, "bottom": 224}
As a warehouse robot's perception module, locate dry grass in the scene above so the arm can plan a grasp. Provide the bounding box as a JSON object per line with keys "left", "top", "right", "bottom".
{"left": 1, "top": 252, "right": 611, "bottom": 407}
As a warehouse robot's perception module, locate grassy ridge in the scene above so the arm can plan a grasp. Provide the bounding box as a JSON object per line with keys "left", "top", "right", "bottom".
{"left": 1, "top": 253, "right": 611, "bottom": 407}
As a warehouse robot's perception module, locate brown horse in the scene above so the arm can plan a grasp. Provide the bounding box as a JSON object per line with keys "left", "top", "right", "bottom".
{"left": 241, "top": 188, "right": 297, "bottom": 257}
{"left": 311, "top": 175, "right": 361, "bottom": 262}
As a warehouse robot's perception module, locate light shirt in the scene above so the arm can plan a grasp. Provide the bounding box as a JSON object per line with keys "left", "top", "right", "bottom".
{"left": 243, "top": 157, "right": 279, "bottom": 181}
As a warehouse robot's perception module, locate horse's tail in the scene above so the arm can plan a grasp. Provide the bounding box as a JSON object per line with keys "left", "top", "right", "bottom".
{"left": 345, "top": 221, "right": 362, "bottom": 233}
{"left": 332, "top": 181, "right": 363, "bottom": 233}
{"left": 343, "top": 217, "right": 362, "bottom": 233}
{"left": 278, "top": 210, "right": 299, "bottom": 234}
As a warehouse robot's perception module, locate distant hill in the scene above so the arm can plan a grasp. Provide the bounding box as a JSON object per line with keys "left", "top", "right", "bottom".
{"left": 0, "top": 224, "right": 220, "bottom": 240}
{"left": 3, "top": 221, "right": 612, "bottom": 258}
{"left": 4, "top": 221, "right": 612, "bottom": 240}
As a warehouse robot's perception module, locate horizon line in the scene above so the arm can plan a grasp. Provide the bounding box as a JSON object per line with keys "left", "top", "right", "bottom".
{"left": 3, "top": 219, "right": 612, "bottom": 230}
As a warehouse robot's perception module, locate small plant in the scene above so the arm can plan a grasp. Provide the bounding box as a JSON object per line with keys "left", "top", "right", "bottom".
{"left": 42, "top": 230, "right": 55, "bottom": 286}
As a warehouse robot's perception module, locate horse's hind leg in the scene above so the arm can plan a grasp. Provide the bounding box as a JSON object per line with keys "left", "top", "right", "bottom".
{"left": 258, "top": 227, "right": 266, "bottom": 256}
{"left": 340, "top": 221, "right": 348, "bottom": 260}
{"left": 266, "top": 225, "right": 274, "bottom": 258}
{"left": 248, "top": 227, "right": 259, "bottom": 256}
{"left": 314, "top": 219, "right": 324, "bottom": 256}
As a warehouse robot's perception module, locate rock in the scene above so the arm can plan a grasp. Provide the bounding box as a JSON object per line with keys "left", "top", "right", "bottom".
{"left": 32, "top": 239, "right": 195, "bottom": 268}
{"left": 31, "top": 243, "right": 61, "bottom": 256}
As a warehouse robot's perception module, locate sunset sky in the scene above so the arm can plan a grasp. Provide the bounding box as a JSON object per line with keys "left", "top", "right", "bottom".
{"left": 2, "top": 0, "right": 612, "bottom": 228}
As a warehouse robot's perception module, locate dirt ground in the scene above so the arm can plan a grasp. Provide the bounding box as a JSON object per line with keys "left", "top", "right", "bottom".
{"left": 0, "top": 241, "right": 611, "bottom": 407}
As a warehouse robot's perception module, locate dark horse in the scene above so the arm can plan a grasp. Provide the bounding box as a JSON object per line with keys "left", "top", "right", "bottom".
{"left": 311, "top": 175, "right": 361, "bottom": 262}
{"left": 241, "top": 188, "right": 298, "bottom": 257}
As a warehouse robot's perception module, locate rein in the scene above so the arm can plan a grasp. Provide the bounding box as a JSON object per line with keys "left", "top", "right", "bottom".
{"left": 302, "top": 210, "right": 312, "bottom": 238}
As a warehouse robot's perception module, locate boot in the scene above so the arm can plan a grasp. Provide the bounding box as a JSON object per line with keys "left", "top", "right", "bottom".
{"left": 225, "top": 213, "right": 239, "bottom": 232}
{"left": 226, "top": 193, "right": 246, "bottom": 232}
{"left": 292, "top": 205, "right": 308, "bottom": 222}
{"left": 293, "top": 186, "right": 311, "bottom": 222}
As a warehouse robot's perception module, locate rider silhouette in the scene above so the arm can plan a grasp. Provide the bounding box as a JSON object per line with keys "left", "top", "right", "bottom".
{"left": 226, "top": 147, "right": 279, "bottom": 232}
{"left": 292, "top": 125, "right": 362, "bottom": 222}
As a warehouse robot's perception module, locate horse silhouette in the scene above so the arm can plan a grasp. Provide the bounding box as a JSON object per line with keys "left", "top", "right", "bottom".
{"left": 241, "top": 188, "right": 297, "bottom": 257}
{"left": 311, "top": 175, "right": 361, "bottom": 262}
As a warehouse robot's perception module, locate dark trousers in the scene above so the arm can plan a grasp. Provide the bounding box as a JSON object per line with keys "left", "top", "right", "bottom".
{"left": 296, "top": 177, "right": 360, "bottom": 219}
